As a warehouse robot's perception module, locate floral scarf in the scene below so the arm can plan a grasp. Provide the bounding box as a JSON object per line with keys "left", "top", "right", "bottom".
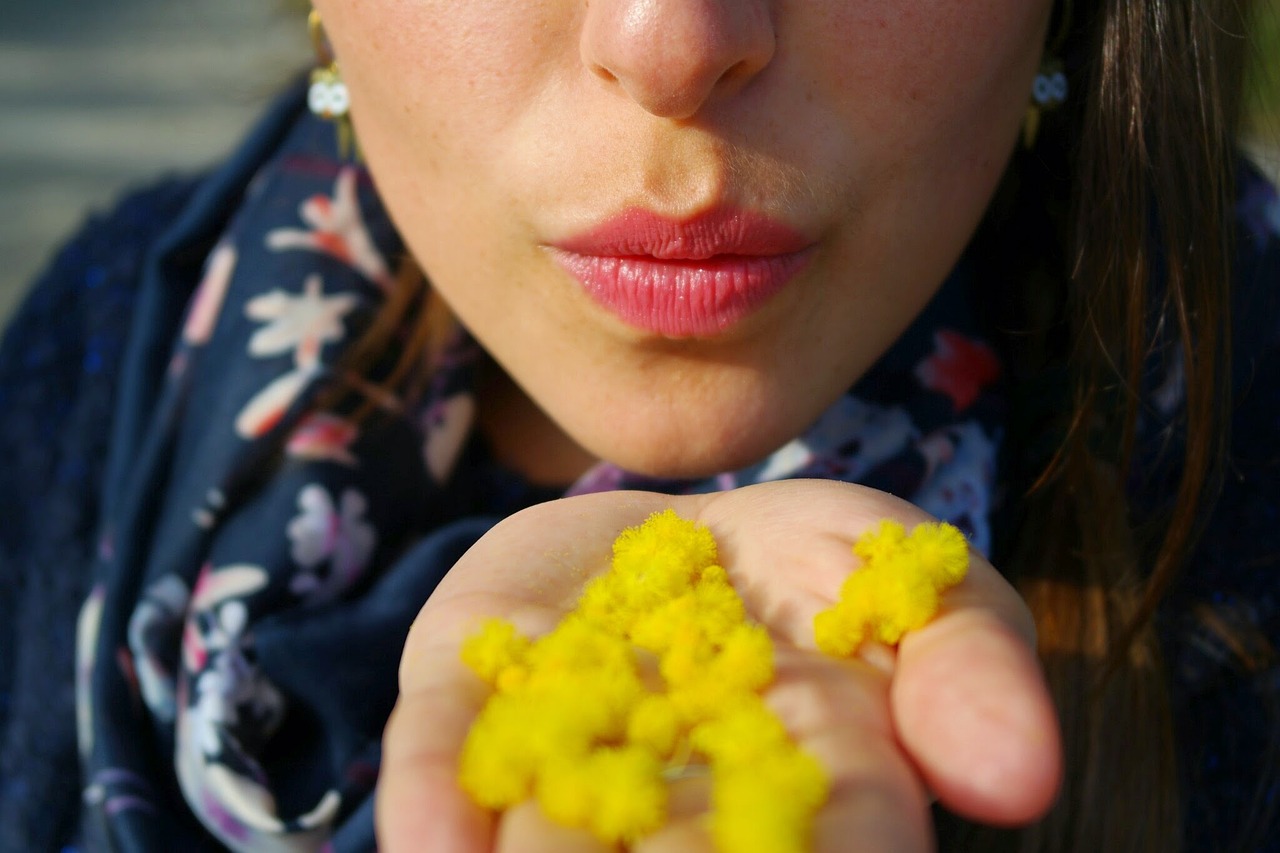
{"left": 76, "top": 88, "right": 1005, "bottom": 852}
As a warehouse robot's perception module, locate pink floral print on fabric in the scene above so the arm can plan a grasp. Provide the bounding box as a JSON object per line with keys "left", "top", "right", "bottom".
{"left": 266, "top": 167, "right": 392, "bottom": 291}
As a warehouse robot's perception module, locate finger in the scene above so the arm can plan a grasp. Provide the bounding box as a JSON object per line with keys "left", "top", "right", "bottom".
{"left": 768, "top": 647, "right": 934, "bottom": 853}
{"left": 632, "top": 818, "right": 714, "bottom": 852}
{"left": 495, "top": 801, "right": 611, "bottom": 853}
{"left": 893, "top": 558, "right": 1062, "bottom": 825}
{"left": 697, "top": 480, "right": 1060, "bottom": 825}
{"left": 377, "top": 647, "right": 494, "bottom": 853}
{"left": 640, "top": 651, "right": 934, "bottom": 853}
{"left": 378, "top": 495, "right": 681, "bottom": 852}
{"left": 630, "top": 774, "right": 715, "bottom": 852}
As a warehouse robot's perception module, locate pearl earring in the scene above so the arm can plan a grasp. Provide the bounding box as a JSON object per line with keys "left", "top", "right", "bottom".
{"left": 1023, "top": 0, "right": 1072, "bottom": 149}
{"left": 1023, "top": 59, "right": 1069, "bottom": 148}
{"left": 308, "top": 9, "right": 358, "bottom": 160}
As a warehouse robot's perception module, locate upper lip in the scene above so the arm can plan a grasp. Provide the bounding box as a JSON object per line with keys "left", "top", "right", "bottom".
{"left": 551, "top": 206, "right": 812, "bottom": 260}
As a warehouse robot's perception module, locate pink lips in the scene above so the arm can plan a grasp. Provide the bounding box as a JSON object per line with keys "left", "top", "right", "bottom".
{"left": 548, "top": 208, "right": 814, "bottom": 337}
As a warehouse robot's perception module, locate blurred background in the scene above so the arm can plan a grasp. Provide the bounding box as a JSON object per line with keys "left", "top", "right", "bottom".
{"left": 1247, "top": 0, "right": 1280, "bottom": 174}
{"left": 0, "top": 0, "right": 307, "bottom": 321}
{"left": 0, "top": 1, "right": 1277, "bottom": 325}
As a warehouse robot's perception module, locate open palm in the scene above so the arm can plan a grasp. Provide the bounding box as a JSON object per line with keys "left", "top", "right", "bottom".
{"left": 377, "top": 480, "right": 1061, "bottom": 851}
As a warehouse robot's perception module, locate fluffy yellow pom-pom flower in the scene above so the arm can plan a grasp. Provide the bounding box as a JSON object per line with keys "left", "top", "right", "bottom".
{"left": 535, "top": 746, "right": 667, "bottom": 842}
{"left": 852, "top": 518, "right": 908, "bottom": 565}
{"left": 585, "top": 746, "right": 669, "bottom": 843}
{"left": 627, "top": 694, "right": 683, "bottom": 757}
{"left": 907, "top": 521, "right": 971, "bottom": 588}
{"left": 460, "top": 510, "right": 958, "bottom": 850}
{"left": 611, "top": 508, "right": 719, "bottom": 579}
{"left": 812, "top": 606, "right": 864, "bottom": 657}
{"left": 459, "top": 618, "right": 530, "bottom": 688}
{"left": 458, "top": 694, "right": 556, "bottom": 809}
{"left": 707, "top": 623, "right": 775, "bottom": 693}
{"left": 708, "top": 748, "right": 829, "bottom": 853}
{"left": 535, "top": 756, "right": 597, "bottom": 828}
{"left": 815, "top": 519, "right": 970, "bottom": 656}
{"left": 689, "top": 697, "right": 791, "bottom": 766}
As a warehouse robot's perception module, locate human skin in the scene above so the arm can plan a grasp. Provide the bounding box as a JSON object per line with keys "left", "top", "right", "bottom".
{"left": 309, "top": 0, "right": 1064, "bottom": 848}
{"left": 376, "top": 481, "right": 1062, "bottom": 851}
{"left": 313, "top": 0, "right": 1054, "bottom": 483}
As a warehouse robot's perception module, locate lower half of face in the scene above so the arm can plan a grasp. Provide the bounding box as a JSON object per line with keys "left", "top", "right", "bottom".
{"left": 318, "top": 0, "right": 1052, "bottom": 478}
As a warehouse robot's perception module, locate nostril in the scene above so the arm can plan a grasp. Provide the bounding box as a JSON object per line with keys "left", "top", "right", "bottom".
{"left": 590, "top": 64, "right": 619, "bottom": 85}
{"left": 579, "top": 0, "right": 776, "bottom": 121}
{"left": 721, "top": 60, "right": 750, "bottom": 86}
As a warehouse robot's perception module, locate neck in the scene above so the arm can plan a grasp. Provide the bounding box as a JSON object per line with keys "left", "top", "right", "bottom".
{"left": 476, "top": 364, "right": 598, "bottom": 488}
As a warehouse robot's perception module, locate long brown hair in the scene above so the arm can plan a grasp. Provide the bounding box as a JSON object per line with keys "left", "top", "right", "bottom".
{"left": 331, "top": 0, "right": 1261, "bottom": 848}
{"left": 955, "top": 0, "right": 1257, "bottom": 849}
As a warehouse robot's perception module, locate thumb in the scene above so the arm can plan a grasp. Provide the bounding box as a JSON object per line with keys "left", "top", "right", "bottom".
{"left": 892, "top": 557, "right": 1062, "bottom": 825}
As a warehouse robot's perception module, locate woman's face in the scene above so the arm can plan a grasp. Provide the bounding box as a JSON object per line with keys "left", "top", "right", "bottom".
{"left": 316, "top": 0, "right": 1052, "bottom": 479}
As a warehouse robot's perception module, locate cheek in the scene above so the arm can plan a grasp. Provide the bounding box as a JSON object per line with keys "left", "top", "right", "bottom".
{"left": 317, "top": 0, "right": 576, "bottom": 303}
{"left": 802, "top": 0, "right": 1049, "bottom": 271}
{"left": 799, "top": 0, "right": 1049, "bottom": 161}
{"left": 321, "top": 1, "right": 570, "bottom": 174}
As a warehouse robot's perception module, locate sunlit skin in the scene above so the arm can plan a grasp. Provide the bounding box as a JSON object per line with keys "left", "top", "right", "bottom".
{"left": 306, "top": 1, "right": 1065, "bottom": 849}
{"left": 316, "top": 0, "right": 1053, "bottom": 482}
{"left": 376, "top": 482, "right": 1062, "bottom": 852}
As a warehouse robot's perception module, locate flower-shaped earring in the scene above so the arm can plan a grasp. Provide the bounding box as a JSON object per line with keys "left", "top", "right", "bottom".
{"left": 308, "top": 9, "right": 358, "bottom": 160}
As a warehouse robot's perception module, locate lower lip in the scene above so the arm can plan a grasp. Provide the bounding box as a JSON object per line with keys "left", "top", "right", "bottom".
{"left": 550, "top": 249, "right": 814, "bottom": 337}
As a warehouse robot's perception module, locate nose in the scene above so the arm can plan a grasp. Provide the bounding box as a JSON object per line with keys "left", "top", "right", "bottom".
{"left": 581, "top": 0, "right": 776, "bottom": 121}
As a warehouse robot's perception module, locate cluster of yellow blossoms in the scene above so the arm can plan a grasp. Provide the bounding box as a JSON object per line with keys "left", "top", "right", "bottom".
{"left": 457, "top": 509, "right": 969, "bottom": 850}
{"left": 813, "top": 518, "right": 971, "bottom": 655}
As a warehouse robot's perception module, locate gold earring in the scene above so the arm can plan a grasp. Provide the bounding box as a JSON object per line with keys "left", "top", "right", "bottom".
{"left": 1023, "top": 0, "right": 1072, "bottom": 149}
{"left": 308, "top": 9, "right": 358, "bottom": 160}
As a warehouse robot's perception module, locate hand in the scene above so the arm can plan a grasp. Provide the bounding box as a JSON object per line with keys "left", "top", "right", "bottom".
{"left": 377, "top": 480, "right": 1061, "bottom": 851}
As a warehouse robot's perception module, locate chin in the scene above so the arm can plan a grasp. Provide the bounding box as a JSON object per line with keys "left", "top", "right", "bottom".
{"left": 577, "top": 407, "right": 797, "bottom": 481}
